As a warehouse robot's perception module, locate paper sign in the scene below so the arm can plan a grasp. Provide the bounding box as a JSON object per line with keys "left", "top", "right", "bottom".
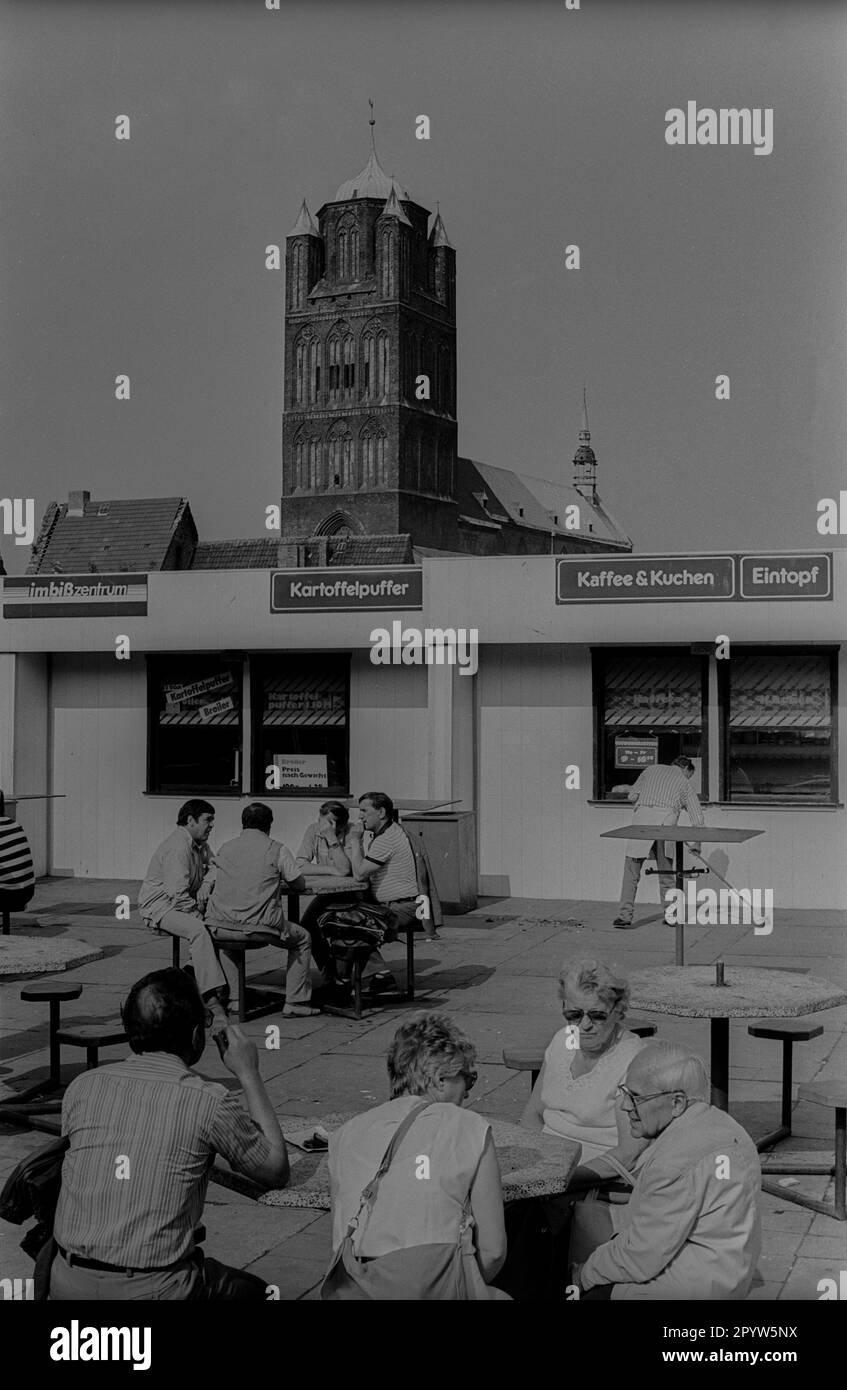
{"left": 272, "top": 754, "right": 328, "bottom": 788}
{"left": 198, "top": 695, "right": 236, "bottom": 723}
{"left": 615, "top": 737, "right": 659, "bottom": 769}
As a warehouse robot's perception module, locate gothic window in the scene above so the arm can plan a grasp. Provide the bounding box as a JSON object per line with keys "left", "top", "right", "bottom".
{"left": 341, "top": 433, "right": 356, "bottom": 489}
{"left": 361, "top": 424, "right": 387, "bottom": 488}
{"left": 350, "top": 226, "right": 359, "bottom": 279}
{"left": 361, "top": 428, "right": 374, "bottom": 488}
{"left": 309, "top": 339, "right": 320, "bottom": 403}
{"left": 381, "top": 231, "right": 394, "bottom": 297}
{"left": 294, "top": 337, "right": 306, "bottom": 407}
{"left": 328, "top": 426, "right": 351, "bottom": 488}
{"left": 338, "top": 229, "right": 348, "bottom": 281}
{"left": 342, "top": 334, "right": 355, "bottom": 394}
{"left": 328, "top": 335, "right": 341, "bottom": 400}
{"left": 294, "top": 434, "right": 306, "bottom": 489}
{"left": 309, "top": 435, "right": 321, "bottom": 489}
{"left": 290, "top": 244, "right": 303, "bottom": 310}
{"left": 377, "top": 331, "right": 389, "bottom": 398}
{"left": 363, "top": 333, "right": 374, "bottom": 397}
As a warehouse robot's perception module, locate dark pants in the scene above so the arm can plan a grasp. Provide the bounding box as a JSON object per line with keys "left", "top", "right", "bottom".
{"left": 0, "top": 884, "right": 35, "bottom": 912}
{"left": 49, "top": 1248, "right": 267, "bottom": 1301}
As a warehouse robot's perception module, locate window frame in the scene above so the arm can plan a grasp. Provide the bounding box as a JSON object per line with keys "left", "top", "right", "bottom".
{"left": 718, "top": 644, "right": 839, "bottom": 805}
{"left": 591, "top": 646, "right": 710, "bottom": 802}
{"left": 249, "top": 652, "right": 351, "bottom": 799}
{"left": 146, "top": 653, "right": 244, "bottom": 797}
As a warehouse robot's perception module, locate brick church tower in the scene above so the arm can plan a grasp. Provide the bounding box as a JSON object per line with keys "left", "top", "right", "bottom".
{"left": 281, "top": 116, "right": 458, "bottom": 551}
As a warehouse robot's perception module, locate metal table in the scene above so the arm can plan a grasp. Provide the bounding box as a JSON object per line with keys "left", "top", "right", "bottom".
{"left": 601, "top": 824, "right": 764, "bottom": 964}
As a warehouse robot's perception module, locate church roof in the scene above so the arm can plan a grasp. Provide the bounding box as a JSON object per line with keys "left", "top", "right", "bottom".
{"left": 27, "top": 495, "right": 196, "bottom": 574}
{"left": 192, "top": 539, "right": 279, "bottom": 569}
{"left": 333, "top": 148, "right": 410, "bottom": 204}
{"left": 455, "top": 458, "right": 631, "bottom": 548}
{"left": 287, "top": 199, "right": 320, "bottom": 238}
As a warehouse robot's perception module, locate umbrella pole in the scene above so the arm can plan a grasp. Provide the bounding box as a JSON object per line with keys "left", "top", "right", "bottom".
{"left": 674, "top": 840, "right": 685, "bottom": 966}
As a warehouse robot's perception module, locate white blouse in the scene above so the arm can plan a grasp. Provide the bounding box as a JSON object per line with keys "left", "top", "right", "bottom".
{"left": 540, "top": 1028, "right": 645, "bottom": 1162}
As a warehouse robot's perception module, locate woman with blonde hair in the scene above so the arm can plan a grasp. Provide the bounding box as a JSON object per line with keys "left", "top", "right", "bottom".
{"left": 323, "top": 1012, "right": 508, "bottom": 1299}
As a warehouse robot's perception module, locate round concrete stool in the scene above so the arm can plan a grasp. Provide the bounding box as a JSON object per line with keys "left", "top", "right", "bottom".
{"left": 19, "top": 981, "right": 83, "bottom": 1089}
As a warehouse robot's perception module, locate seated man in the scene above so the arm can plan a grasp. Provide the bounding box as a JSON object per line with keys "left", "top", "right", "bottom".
{"left": 205, "top": 802, "right": 319, "bottom": 1018}
{"left": 138, "top": 799, "right": 229, "bottom": 1030}
{"left": 0, "top": 809, "right": 36, "bottom": 919}
{"left": 346, "top": 791, "right": 420, "bottom": 998}
{"left": 571, "top": 1041, "right": 761, "bottom": 1300}
{"left": 51, "top": 968, "right": 289, "bottom": 1300}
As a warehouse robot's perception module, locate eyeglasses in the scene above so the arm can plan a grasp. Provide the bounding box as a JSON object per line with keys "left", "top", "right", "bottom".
{"left": 616, "top": 1084, "right": 685, "bottom": 1116}
{"left": 562, "top": 1008, "right": 610, "bottom": 1024}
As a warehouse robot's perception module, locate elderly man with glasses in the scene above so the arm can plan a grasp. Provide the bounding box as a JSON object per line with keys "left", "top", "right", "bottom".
{"left": 571, "top": 1041, "right": 761, "bottom": 1300}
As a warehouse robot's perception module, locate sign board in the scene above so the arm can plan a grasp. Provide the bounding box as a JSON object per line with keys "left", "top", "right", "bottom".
{"left": 271, "top": 567, "right": 423, "bottom": 613}
{"left": 614, "top": 737, "right": 659, "bottom": 768}
{"left": 165, "top": 674, "right": 235, "bottom": 709}
{"left": 272, "top": 754, "right": 328, "bottom": 788}
{"left": 198, "top": 695, "right": 236, "bottom": 723}
{"left": 2, "top": 574, "right": 148, "bottom": 619}
{"left": 266, "top": 690, "right": 344, "bottom": 719}
{"left": 738, "top": 554, "right": 831, "bottom": 601}
{"left": 557, "top": 556, "right": 734, "bottom": 603}
{"left": 556, "top": 553, "right": 832, "bottom": 604}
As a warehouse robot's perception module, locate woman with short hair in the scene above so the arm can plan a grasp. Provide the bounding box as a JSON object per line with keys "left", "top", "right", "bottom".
{"left": 325, "top": 1012, "right": 507, "bottom": 1298}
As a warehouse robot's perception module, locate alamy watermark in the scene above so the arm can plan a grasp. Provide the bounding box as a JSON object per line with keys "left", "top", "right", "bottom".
{"left": 369, "top": 623, "right": 478, "bottom": 676}
{"left": 664, "top": 884, "right": 773, "bottom": 934}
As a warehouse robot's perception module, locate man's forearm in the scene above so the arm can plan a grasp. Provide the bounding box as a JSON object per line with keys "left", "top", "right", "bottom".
{"left": 238, "top": 1071, "right": 288, "bottom": 1162}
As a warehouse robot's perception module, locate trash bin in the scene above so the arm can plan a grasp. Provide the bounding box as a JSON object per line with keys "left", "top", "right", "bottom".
{"left": 401, "top": 812, "right": 477, "bottom": 915}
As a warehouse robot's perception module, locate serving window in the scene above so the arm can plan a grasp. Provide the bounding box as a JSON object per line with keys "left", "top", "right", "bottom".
{"left": 251, "top": 655, "right": 350, "bottom": 797}
{"left": 720, "top": 650, "right": 837, "bottom": 802}
{"left": 147, "top": 657, "right": 243, "bottom": 794}
{"left": 593, "top": 650, "right": 707, "bottom": 800}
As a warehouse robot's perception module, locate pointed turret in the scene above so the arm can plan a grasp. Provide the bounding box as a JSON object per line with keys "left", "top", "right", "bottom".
{"left": 573, "top": 386, "right": 598, "bottom": 500}
{"left": 428, "top": 207, "right": 452, "bottom": 248}
{"left": 381, "top": 182, "right": 412, "bottom": 226}
{"left": 287, "top": 199, "right": 320, "bottom": 238}
{"left": 428, "top": 202, "right": 455, "bottom": 311}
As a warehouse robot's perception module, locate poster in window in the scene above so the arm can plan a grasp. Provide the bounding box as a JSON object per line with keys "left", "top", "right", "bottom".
{"left": 272, "top": 754, "right": 328, "bottom": 788}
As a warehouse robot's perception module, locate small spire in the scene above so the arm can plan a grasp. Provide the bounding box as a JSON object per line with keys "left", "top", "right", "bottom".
{"left": 287, "top": 198, "right": 320, "bottom": 238}
{"left": 368, "top": 98, "right": 376, "bottom": 153}
{"left": 381, "top": 182, "right": 411, "bottom": 225}
{"left": 579, "top": 383, "right": 590, "bottom": 441}
{"left": 429, "top": 207, "right": 453, "bottom": 248}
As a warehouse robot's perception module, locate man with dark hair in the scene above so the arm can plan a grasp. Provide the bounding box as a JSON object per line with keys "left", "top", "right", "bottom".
{"left": 50, "top": 968, "right": 289, "bottom": 1300}
{"left": 613, "top": 758, "right": 704, "bottom": 929}
{"left": 346, "top": 791, "right": 420, "bottom": 998}
{"left": 205, "top": 802, "right": 319, "bottom": 1018}
{"left": 138, "top": 800, "right": 229, "bottom": 1029}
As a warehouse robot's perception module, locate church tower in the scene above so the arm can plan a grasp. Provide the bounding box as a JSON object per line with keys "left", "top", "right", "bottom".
{"left": 280, "top": 113, "right": 458, "bottom": 549}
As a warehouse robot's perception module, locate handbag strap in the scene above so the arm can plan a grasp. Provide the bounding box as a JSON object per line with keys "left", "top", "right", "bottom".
{"left": 347, "top": 1100, "right": 432, "bottom": 1236}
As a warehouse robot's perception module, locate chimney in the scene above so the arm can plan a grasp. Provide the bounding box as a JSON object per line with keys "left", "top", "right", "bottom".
{"left": 67, "top": 490, "right": 91, "bottom": 516}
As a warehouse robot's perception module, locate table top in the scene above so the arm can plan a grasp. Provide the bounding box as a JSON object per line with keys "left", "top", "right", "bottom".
{"left": 602, "top": 825, "right": 763, "bottom": 843}
{"left": 629, "top": 966, "right": 847, "bottom": 1019}
{"left": 257, "top": 1112, "right": 581, "bottom": 1211}
{"left": 298, "top": 877, "right": 368, "bottom": 897}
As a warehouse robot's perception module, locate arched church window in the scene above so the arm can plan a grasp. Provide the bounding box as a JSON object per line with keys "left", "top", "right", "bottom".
{"left": 377, "top": 332, "right": 389, "bottom": 398}
{"left": 309, "top": 339, "right": 320, "bottom": 403}
{"left": 361, "top": 427, "right": 374, "bottom": 488}
{"left": 350, "top": 226, "right": 359, "bottom": 280}
{"left": 295, "top": 337, "right": 306, "bottom": 407}
{"left": 338, "top": 229, "right": 348, "bottom": 281}
{"left": 381, "top": 231, "right": 394, "bottom": 297}
{"left": 375, "top": 430, "right": 387, "bottom": 486}
{"left": 309, "top": 435, "right": 321, "bottom": 490}
{"left": 290, "top": 245, "right": 303, "bottom": 310}
{"left": 343, "top": 334, "right": 355, "bottom": 395}
{"left": 328, "top": 335, "right": 341, "bottom": 401}
{"left": 328, "top": 426, "right": 351, "bottom": 488}
{"left": 341, "top": 434, "right": 356, "bottom": 489}
{"left": 362, "top": 333, "right": 374, "bottom": 398}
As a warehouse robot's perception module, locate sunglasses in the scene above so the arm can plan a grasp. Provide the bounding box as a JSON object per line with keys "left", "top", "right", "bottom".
{"left": 562, "top": 1008, "right": 611, "bottom": 1024}
{"left": 616, "top": 1084, "right": 685, "bottom": 1117}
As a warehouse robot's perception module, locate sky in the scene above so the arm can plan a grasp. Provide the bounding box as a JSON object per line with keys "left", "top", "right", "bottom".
{"left": 1, "top": 0, "right": 846, "bottom": 574}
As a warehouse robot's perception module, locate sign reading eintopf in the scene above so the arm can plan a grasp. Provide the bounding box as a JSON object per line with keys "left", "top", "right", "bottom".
{"left": 271, "top": 568, "right": 423, "bottom": 613}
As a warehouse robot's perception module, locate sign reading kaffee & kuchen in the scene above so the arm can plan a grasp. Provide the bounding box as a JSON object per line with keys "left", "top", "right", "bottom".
{"left": 271, "top": 567, "right": 423, "bottom": 613}
{"left": 556, "top": 553, "right": 832, "bottom": 603}
{"left": 2, "top": 574, "right": 148, "bottom": 618}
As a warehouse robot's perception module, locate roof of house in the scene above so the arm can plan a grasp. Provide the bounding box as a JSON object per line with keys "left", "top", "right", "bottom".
{"left": 27, "top": 497, "right": 196, "bottom": 575}
{"left": 192, "top": 539, "right": 279, "bottom": 569}
{"left": 325, "top": 534, "right": 413, "bottom": 566}
{"left": 455, "top": 457, "right": 631, "bottom": 549}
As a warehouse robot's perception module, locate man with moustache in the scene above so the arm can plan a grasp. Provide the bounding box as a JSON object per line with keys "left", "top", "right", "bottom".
{"left": 571, "top": 1041, "right": 761, "bottom": 1300}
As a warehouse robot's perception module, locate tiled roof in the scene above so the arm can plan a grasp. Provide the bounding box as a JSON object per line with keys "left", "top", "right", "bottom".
{"left": 326, "top": 534, "right": 413, "bottom": 566}
{"left": 27, "top": 498, "right": 196, "bottom": 574}
{"left": 455, "top": 457, "right": 631, "bottom": 548}
{"left": 192, "top": 539, "right": 279, "bottom": 570}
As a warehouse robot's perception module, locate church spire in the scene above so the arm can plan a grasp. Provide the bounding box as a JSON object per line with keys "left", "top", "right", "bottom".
{"left": 579, "top": 382, "right": 590, "bottom": 441}
{"left": 573, "top": 385, "right": 598, "bottom": 499}
{"left": 368, "top": 98, "right": 376, "bottom": 153}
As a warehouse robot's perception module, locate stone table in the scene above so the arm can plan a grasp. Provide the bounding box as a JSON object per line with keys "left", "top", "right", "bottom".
{"left": 251, "top": 1112, "right": 581, "bottom": 1212}
{"left": 628, "top": 965, "right": 847, "bottom": 1112}
{"left": 0, "top": 936, "right": 102, "bottom": 981}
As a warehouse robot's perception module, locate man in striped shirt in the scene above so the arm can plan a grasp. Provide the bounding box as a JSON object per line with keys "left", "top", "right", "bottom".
{"left": 0, "top": 814, "right": 36, "bottom": 915}
{"left": 613, "top": 757, "right": 705, "bottom": 928}
{"left": 51, "top": 967, "right": 289, "bottom": 1300}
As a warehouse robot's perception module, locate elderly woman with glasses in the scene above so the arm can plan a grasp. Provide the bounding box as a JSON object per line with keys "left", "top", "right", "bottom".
{"left": 520, "top": 957, "right": 649, "bottom": 1172}
{"left": 327, "top": 1012, "right": 507, "bottom": 1295}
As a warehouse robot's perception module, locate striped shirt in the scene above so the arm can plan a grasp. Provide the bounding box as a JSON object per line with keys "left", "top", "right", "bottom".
{"left": 363, "top": 822, "right": 418, "bottom": 903}
{"left": 54, "top": 1053, "right": 274, "bottom": 1268}
{"left": 0, "top": 817, "right": 35, "bottom": 891}
{"left": 628, "top": 765, "right": 705, "bottom": 827}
